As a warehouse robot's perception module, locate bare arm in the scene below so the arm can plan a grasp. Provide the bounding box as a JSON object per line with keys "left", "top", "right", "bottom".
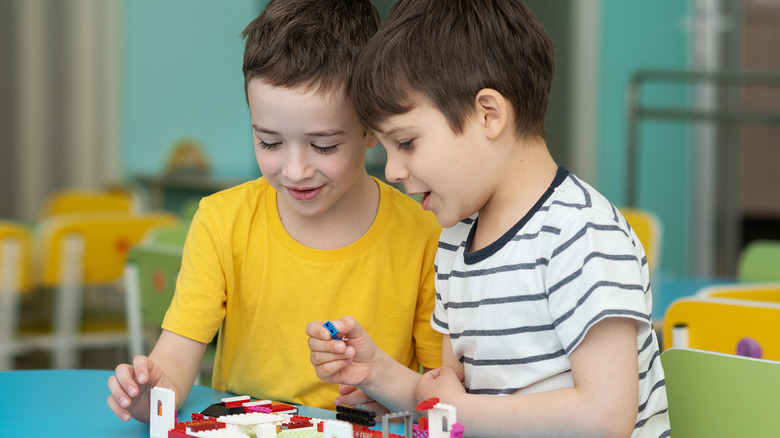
{"left": 416, "top": 318, "right": 638, "bottom": 438}
{"left": 107, "top": 330, "right": 207, "bottom": 422}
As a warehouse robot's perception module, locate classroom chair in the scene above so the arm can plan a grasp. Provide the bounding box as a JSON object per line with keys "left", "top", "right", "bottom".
{"left": 699, "top": 282, "right": 780, "bottom": 304}
{"left": 660, "top": 348, "right": 780, "bottom": 437}
{"left": 41, "top": 188, "right": 137, "bottom": 217}
{"left": 28, "top": 211, "right": 178, "bottom": 369}
{"left": 124, "top": 222, "right": 215, "bottom": 384}
{"left": 618, "top": 207, "right": 662, "bottom": 271}
{"left": 0, "top": 221, "right": 32, "bottom": 370}
{"left": 124, "top": 237, "right": 185, "bottom": 358}
{"left": 736, "top": 239, "right": 780, "bottom": 282}
{"left": 663, "top": 286, "right": 780, "bottom": 360}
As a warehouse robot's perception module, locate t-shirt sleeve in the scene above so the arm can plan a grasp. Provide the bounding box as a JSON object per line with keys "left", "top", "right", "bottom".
{"left": 546, "top": 209, "right": 653, "bottom": 355}
{"left": 161, "top": 200, "right": 227, "bottom": 344}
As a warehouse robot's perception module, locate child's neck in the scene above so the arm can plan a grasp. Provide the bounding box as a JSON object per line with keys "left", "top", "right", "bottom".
{"left": 278, "top": 171, "right": 379, "bottom": 250}
{"left": 471, "top": 138, "right": 558, "bottom": 252}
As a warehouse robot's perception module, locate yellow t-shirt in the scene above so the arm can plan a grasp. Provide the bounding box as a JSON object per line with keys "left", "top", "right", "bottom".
{"left": 162, "top": 177, "right": 442, "bottom": 409}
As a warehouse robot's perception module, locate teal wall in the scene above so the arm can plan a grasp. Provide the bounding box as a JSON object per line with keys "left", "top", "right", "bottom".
{"left": 597, "top": 1, "right": 691, "bottom": 275}
{"left": 121, "top": 0, "right": 263, "bottom": 180}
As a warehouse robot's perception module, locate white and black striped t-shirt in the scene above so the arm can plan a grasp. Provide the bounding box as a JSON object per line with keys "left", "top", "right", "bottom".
{"left": 432, "top": 166, "right": 670, "bottom": 437}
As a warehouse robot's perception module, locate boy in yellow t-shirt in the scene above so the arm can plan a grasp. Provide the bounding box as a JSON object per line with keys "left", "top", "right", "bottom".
{"left": 107, "top": 0, "right": 442, "bottom": 423}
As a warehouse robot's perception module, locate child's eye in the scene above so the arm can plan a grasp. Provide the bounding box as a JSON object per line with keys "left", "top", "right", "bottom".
{"left": 397, "top": 139, "right": 415, "bottom": 151}
{"left": 259, "top": 141, "right": 281, "bottom": 150}
{"left": 312, "top": 144, "right": 338, "bottom": 154}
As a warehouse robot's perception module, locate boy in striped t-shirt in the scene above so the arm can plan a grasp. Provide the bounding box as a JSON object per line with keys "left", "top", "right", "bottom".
{"left": 307, "top": 0, "right": 670, "bottom": 436}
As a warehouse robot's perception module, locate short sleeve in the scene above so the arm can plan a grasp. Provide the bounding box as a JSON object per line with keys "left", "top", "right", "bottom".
{"left": 546, "top": 210, "right": 652, "bottom": 355}
{"left": 162, "top": 201, "right": 228, "bottom": 344}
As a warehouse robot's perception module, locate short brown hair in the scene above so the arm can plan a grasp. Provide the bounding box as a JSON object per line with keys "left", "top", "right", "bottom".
{"left": 352, "top": 0, "right": 554, "bottom": 139}
{"left": 242, "top": 0, "right": 380, "bottom": 95}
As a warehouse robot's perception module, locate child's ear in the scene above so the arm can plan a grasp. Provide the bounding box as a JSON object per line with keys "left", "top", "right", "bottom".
{"left": 475, "top": 88, "right": 509, "bottom": 140}
{"left": 365, "top": 130, "right": 379, "bottom": 148}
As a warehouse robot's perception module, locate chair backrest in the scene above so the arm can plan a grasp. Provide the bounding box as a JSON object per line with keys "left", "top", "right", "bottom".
{"left": 179, "top": 197, "right": 200, "bottom": 223}
{"left": 146, "top": 223, "right": 190, "bottom": 247}
{"left": 663, "top": 292, "right": 780, "bottom": 360}
{"left": 125, "top": 234, "right": 185, "bottom": 358}
{"left": 660, "top": 348, "right": 780, "bottom": 437}
{"left": 42, "top": 189, "right": 136, "bottom": 218}
{"left": 619, "top": 207, "right": 662, "bottom": 270}
{"left": 128, "top": 243, "right": 183, "bottom": 326}
{"left": 0, "top": 222, "right": 32, "bottom": 368}
{"left": 699, "top": 282, "right": 780, "bottom": 304}
{"left": 0, "top": 221, "right": 31, "bottom": 293}
{"left": 35, "top": 211, "right": 178, "bottom": 286}
{"left": 737, "top": 239, "right": 780, "bottom": 282}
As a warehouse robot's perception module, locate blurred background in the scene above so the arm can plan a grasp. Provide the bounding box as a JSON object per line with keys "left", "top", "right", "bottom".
{"left": 1, "top": 0, "right": 779, "bottom": 369}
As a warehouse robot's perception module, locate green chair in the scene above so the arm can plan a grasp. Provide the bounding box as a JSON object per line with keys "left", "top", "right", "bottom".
{"left": 124, "top": 222, "right": 215, "bottom": 385}
{"left": 737, "top": 240, "right": 780, "bottom": 282}
{"left": 124, "top": 241, "right": 185, "bottom": 358}
{"left": 661, "top": 348, "right": 780, "bottom": 437}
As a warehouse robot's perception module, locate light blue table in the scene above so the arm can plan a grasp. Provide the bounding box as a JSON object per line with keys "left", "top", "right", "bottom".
{"left": 0, "top": 369, "right": 402, "bottom": 437}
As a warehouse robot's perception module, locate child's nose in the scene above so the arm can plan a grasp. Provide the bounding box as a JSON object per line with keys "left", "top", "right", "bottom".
{"left": 284, "top": 148, "right": 315, "bottom": 181}
{"left": 384, "top": 154, "right": 409, "bottom": 183}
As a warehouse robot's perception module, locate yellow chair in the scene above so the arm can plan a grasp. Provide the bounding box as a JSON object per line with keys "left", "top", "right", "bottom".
{"left": 30, "top": 211, "right": 178, "bottom": 368}
{"left": 663, "top": 285, "right": 780, "bottom": 360}
{"left": 661, "top": 348, "right": 780, "bottom": 437}
{"left": 619, "top": 207, "right": 662, "bottom": 271}
{"left": 699, "top": 282, "right": 780, "bottom": 304}
{"left": 0, "top": 221, "right": 32, "bottom": 370}
{"left": 42, "top": 188, "right": 136, "bottom": 218}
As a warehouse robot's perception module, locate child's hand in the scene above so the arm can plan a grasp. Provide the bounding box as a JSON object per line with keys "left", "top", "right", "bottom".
{"left": 106, "top": 355, "right": 176, "bottom": 423}
{"left": 306, "top": 316, "right": 379, "bottom": 387}
{"left": 337, "top": 385, "right": 391, "bottom": 416}
{"left": 415, "top": 365, "right": 466, "bottom": 405}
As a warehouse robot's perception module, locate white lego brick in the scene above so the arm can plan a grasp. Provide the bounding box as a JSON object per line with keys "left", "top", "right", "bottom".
{"left": 149, "top": 387, "right": 176, "bottom": 438}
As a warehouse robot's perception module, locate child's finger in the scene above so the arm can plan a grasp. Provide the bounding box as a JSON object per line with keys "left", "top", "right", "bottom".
{"left": 336, "top": 385, "right": 375, "bottom": 406}
{"left": 305, "top": 320, "right": 334, "bottom": 341}
{"left": 313, "top": 357, "right": 355, "bottom": 382}
{"left": 308, "top": 333, "right": 349, "bottom": 356}
{"left": 113, "top": 363, "right": 140, "bottom": 398}
{"left": 332, "top": 316, "right": 368, "bottom": 340}
{"left": 422, "top": 367, "right": 442, "bottom": 379}
{"left": 131, "top": 355, "right": 153, "bottom": 385}
{"left": 309, "top": 344, "right": 354, "bottom": 366}
{"left": 338, "top": 384, "right": 359, "bottom": 396}
{"left": 106, "top": 390, "right": 132, "bottom": 421}
{"left": 107, "top": 373, "right": 134, "bottom": 416}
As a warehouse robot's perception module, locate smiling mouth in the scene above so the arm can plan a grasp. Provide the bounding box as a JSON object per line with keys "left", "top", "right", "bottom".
{"left": 420, "top": 191, "right": 431, "bottom": 210}
{"left": 286, "top": 186, "right": 323, "bottom": 201}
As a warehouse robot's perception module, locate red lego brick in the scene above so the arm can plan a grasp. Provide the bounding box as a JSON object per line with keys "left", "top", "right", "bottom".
{"left": 222, "top": 395, "right": 251, "bottom": 408}
{"left": 416, "top": 397, "right": 440, "bottom": 411}
{"left": 281, "top": 420, "right": 313, "bottom": 430}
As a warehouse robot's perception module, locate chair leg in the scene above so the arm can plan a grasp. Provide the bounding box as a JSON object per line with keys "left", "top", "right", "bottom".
{"left": 124, "top": 263, "right": 144, "bottom": 359}
{"left": 53, "top": 234, "right": 86, "bottom": 369}
{"left": 0, "top": 290, "right": 20, "bottom": 370}
{"left": 0, "top": 238, "right": 23, "bottom": 371}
